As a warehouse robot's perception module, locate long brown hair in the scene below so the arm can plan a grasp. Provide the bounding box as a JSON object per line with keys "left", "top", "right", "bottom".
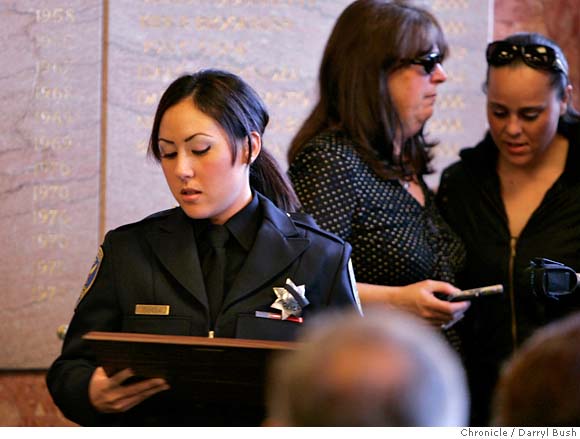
{"left": 148, "top": 69, "right": 300, "bottom": 212}
{"left": 288, "top": 0, "right": 448, "bottom": 179}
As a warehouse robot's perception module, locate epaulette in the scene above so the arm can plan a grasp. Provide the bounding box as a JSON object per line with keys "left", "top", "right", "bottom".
{"left": 112, "top": 207, "right": 179, "bottom": 232}
{"left": 144, "top": 207, "right": 178, "bottom": 220}
{"left": 287, "top": 212, "right": 346, "bottom": 245}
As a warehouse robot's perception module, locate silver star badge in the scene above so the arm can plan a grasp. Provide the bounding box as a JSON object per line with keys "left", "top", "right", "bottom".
{"left": 271, "top": 278, "right": 309, "bottom": 320}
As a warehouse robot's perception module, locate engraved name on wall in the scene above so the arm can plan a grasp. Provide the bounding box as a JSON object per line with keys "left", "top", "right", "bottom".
{"left": 0, "top": 0, "right": 490, "bottom": 368}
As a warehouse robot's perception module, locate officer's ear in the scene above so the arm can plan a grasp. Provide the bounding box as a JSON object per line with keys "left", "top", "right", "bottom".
{"left": 245, "top": 131, "right": 261, "bottom": 164}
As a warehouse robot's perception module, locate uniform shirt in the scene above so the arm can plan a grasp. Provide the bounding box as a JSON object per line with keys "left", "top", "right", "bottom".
{"left": 194, "top": 192, "right": 260, "bottom": 298}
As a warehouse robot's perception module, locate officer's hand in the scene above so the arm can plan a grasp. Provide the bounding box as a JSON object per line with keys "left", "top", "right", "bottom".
{"left": 393, "top": 280, "right": 470, "bottom": 326}
{"left": 89, "top": 367, "right": 170, "bottom": 413}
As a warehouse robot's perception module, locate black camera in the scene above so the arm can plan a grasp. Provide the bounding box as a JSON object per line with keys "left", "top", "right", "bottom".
{"left": 529, "top": 258, "right": 580, "bottom": 301}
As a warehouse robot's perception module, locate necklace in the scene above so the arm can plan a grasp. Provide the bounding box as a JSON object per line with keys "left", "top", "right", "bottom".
{"left": 400, "top": 179, "right": 410, "bottom": 190}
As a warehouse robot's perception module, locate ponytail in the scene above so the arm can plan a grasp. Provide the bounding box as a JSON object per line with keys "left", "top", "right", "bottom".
{"left": 250, "top": 149, "right": 301, "bottom": 212}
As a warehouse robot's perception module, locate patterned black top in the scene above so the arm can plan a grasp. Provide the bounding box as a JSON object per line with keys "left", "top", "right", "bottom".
{"left": 288, "top": 130, "right": 465, "bottom": 286}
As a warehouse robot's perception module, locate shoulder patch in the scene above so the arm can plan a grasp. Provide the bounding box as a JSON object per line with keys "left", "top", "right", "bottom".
{"left": 78, "top": 246, "right": 103, "bottom": 305}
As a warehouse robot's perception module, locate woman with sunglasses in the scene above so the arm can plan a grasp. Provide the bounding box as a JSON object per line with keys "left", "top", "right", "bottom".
{"left": 287, "top": 0, "right": 469, "bottom": 332}
{"left": 46, "top": 69, "right": 361, "bottom": 426}
{"left": 438, "top": 32, "right": 580, "bottom": 426}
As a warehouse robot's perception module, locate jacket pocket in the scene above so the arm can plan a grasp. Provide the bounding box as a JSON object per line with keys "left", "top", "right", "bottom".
{"left": 122, "top": 315, "right": 191, "bottom": 335}
{"left": 235, "top": 313, "right": 302, "bottom": 342}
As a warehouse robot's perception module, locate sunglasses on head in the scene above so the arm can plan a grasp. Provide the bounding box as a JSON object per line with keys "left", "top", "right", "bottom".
{"left": 486, "top": 41, "right": 567, "bottom": 74}
{"left": 408, "top": 52, "right": 443, "bottom": 75}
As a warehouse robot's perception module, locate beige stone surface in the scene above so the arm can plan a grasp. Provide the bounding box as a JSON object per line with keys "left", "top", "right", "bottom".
{"left": 104, "top": 0, "right": 353, "bottom": 229}
{"left": 1, "top": 0, "right": 501, "bottom": 370}
{"left": 421, "top": 0, "right": 491, "bottom": 188}
{"left": 0, "top": 1, "right": 101, "bottom": 368}
{"left": 494, "top": 0, "right": 580, "bottom": 110}
{"left": 3, "top": 0, "right": 579, "bottom": 426}
{"left": 0, "top": 371, "right": 76, "bottom": 426}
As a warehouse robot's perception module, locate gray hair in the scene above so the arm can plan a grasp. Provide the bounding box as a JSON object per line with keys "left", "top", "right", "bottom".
{"left": 266, "top": 307, "right": 469, "bottom": 426}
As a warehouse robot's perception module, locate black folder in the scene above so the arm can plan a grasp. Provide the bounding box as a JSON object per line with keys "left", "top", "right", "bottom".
{"left": 83, "top": 331, "right": 298, "bottom": 407}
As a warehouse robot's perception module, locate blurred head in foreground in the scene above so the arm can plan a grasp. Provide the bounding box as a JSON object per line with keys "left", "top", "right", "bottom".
{"left": 492, "top": 312, "right": 580, "bottom": 426}
{"left": 266, "top": 308, "right": 469, "bottom": 426}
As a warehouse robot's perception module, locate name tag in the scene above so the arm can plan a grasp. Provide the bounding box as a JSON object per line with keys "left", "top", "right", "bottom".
{"left": 134, "top": 304, "right": 170, "bottom": 316}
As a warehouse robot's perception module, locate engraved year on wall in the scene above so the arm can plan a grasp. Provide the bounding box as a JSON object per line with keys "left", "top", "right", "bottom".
{"left": 0, "top": 1, "right": 101, "bottom": 368}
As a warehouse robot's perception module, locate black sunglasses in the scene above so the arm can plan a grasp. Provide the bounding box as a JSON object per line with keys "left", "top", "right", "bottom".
{"left": 408, "top": 52, "right": 444, "bottom": 75}
{"left": 486, "top": 41, "right": 567, "bottom": 74}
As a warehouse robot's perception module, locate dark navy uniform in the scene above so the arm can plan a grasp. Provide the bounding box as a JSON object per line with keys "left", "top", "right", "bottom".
{"left": 46, "top": 192, "right": 360, "bottom": 426}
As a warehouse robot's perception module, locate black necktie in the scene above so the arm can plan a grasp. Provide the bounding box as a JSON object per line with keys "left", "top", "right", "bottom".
{"left": 202, "top": 224, "right": 229, "bottom": 328}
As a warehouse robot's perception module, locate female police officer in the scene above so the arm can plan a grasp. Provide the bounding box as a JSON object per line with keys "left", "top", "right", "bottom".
{"left": 46, "top": 69, "right": 360, "bottom": 426}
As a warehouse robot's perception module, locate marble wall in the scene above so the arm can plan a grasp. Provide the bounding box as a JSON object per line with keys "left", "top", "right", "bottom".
{"left": 0, "top": 0, "right": 491, "bottom": 372}
{"left": 0, "top": 371, "right": 75, "bottom": 426}
{"left": 0, "top": 1, "right": 102, "bottom": 370}
{"left": 494, "top": 0, "right": 580, "bottom": 110}
{"left": 1, "top": 0, "right": 577, "bottom": 427}
{"left": 0, "top": 0, "right": 354, "bottom": 371}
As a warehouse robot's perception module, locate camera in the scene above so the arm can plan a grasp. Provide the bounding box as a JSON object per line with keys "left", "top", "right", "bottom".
{"left": 529, "top": 258, "right": 580, "bottom": 301}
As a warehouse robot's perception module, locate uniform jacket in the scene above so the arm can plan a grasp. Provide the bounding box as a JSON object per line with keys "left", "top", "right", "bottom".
{"left": 46, "top": 192, "right": 360, "bottom": 426}
{"left": 437, "top": 120, "right": 580, "bottom": 425}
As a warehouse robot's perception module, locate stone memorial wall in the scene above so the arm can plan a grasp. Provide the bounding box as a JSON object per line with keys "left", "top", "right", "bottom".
{"left": 0, "top": 1, "right": 102, "bottom": 368}
{"left": 0, "top": 0, "right": 491, "bottom": 369}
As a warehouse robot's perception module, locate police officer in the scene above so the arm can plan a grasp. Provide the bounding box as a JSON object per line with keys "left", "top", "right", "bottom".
{"left": 46, "top": 70, "right": 361, "bottom": 426}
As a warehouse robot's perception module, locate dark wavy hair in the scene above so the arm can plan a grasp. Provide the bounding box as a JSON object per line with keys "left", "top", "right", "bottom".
{"left": 288, "top": 0, "right": 448, "bottom": 179}
{"left": 148, "top": 69, "right": 300, "bottom": 212}
{"left": 484, "top": 32, "right": 580, "bottom": 124}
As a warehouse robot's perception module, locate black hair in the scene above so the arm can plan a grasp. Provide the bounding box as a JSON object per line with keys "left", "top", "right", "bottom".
{"left": 484, "top": 32, "right": 580, "bottom": 124}
{"left": 148, "top": 69, "right": 300, "bottom": 212}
